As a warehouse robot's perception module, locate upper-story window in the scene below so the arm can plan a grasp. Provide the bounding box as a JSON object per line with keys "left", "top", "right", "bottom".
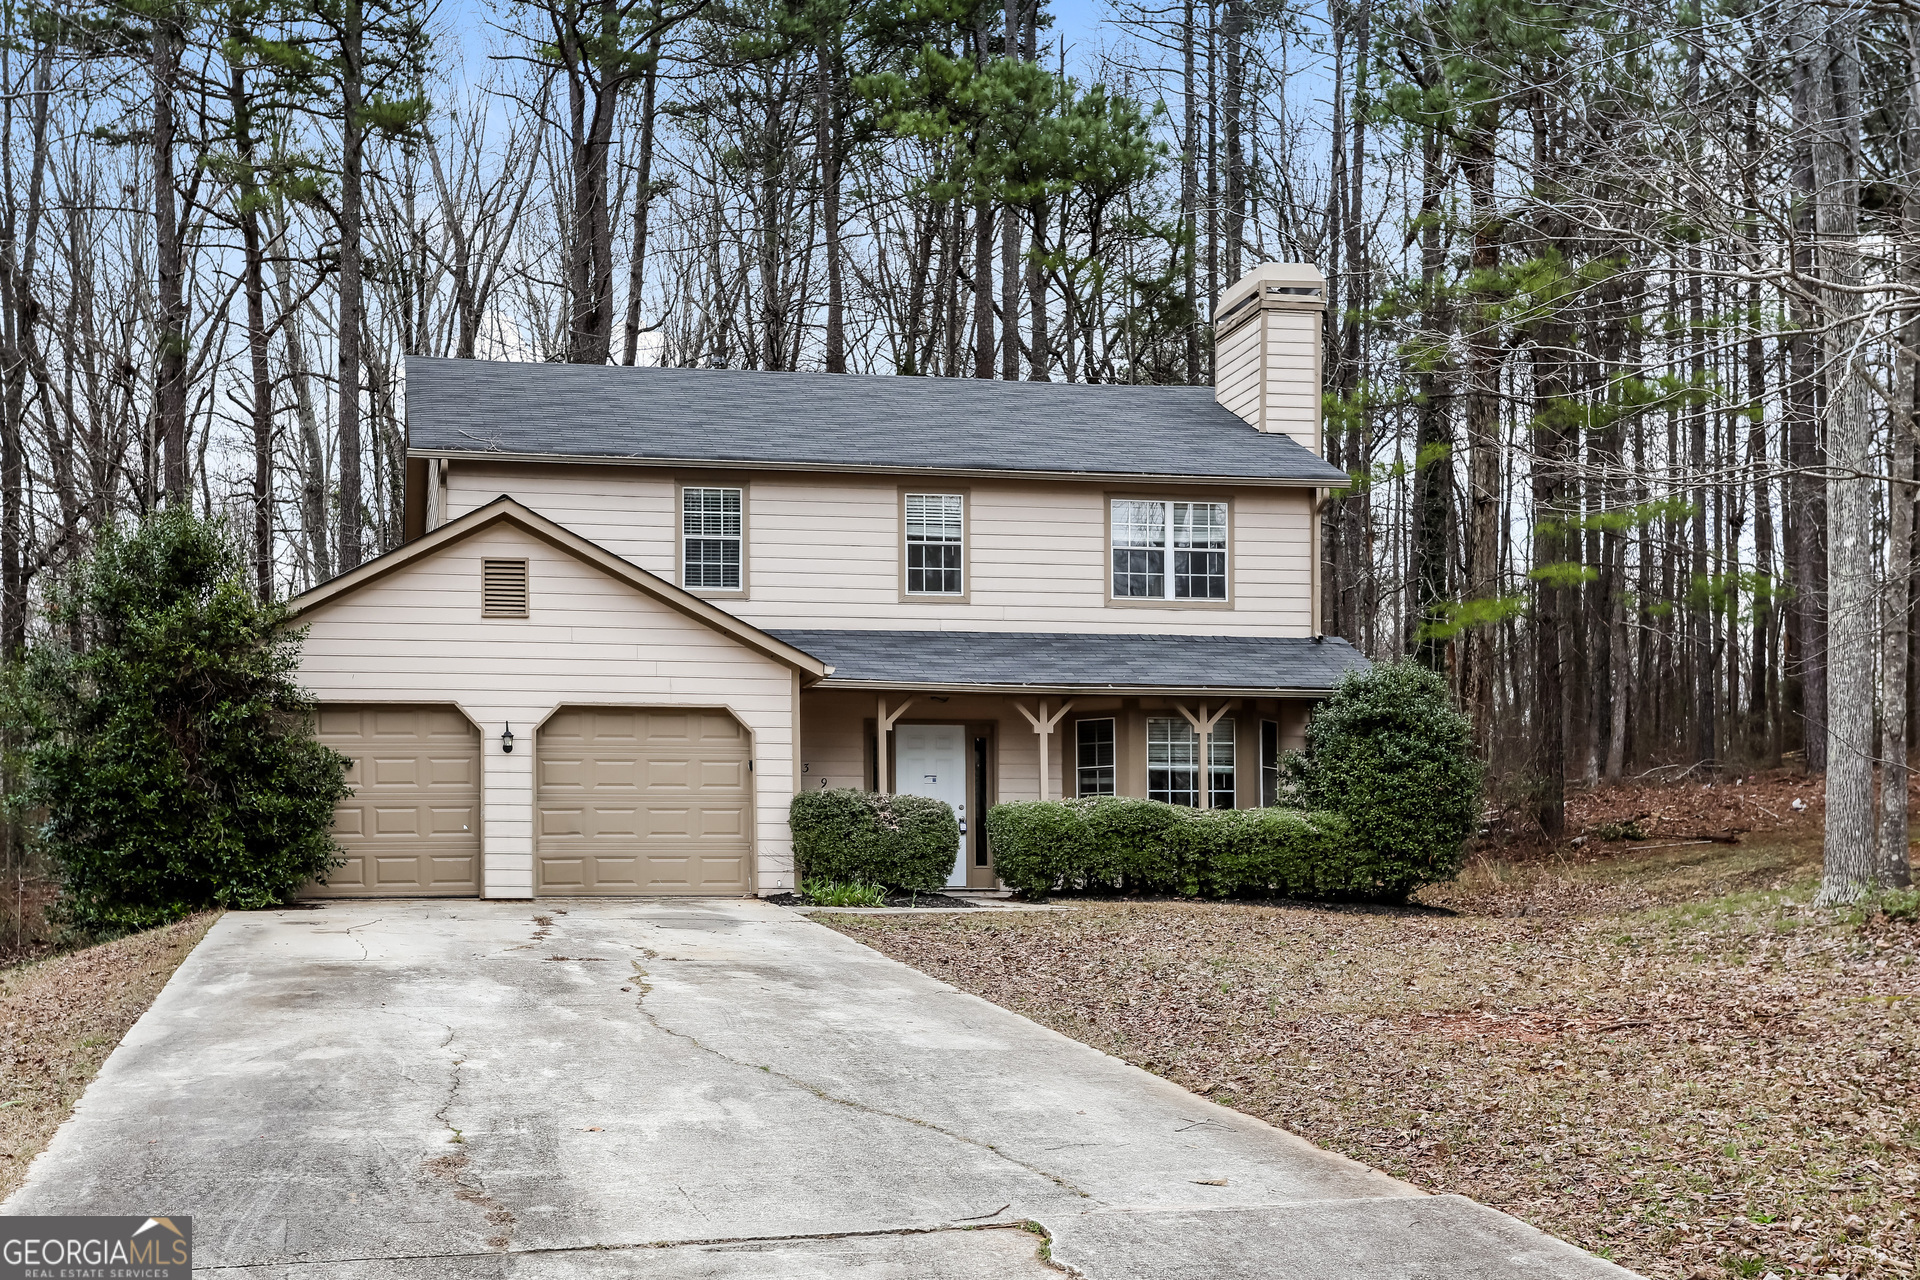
{"left": 683, "top": 486, "right": 743, "bottom": 590}
{"left": 1111, "top": 499, "right": 1228, "bottom": 601}
{"left": 904, "top": 492, "right": 965, "bottom": 595}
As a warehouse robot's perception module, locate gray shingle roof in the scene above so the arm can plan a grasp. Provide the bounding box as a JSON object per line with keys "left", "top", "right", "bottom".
{"left": 767, "top": 630, "right": 1368, "bottom": 694}
{"left": 405, "top": 357, "right": 1347, "bottom": 484}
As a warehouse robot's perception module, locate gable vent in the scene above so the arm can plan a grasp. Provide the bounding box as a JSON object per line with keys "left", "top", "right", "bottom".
{"left": 482, "top": 559, "right": 529, "bottom": 618}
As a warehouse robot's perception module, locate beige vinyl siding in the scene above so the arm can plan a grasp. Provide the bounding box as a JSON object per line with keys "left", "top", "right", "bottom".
{"left": 1260, "top": 310, "right": 1321, "bottom": 452}
{"left": 443, "top": 463, "right": 1314, "bottom": 636}
{"left": 295, "top": 522, "right": 800, "bottom": 896}
{"left": 1210, "top": 309, "right": 1321, "bottom": 454}
{"left": 1213, "top": 316, "right": 1264, "bottom": 428}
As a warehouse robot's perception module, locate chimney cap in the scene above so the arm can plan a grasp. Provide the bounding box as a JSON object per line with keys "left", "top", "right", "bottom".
{"left": 1213, "top": 261, "right": 1325, "bottom": 323}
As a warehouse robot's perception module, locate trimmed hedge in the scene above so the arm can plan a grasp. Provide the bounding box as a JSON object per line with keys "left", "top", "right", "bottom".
{"left": 986, "top": 797, "right": 1355, "bottom": 899}
{"left": 789, "top": 788, "right": 960, "bottom": 893}
{"left": 985, "top": 660, "right": 1483, "bottom": 902}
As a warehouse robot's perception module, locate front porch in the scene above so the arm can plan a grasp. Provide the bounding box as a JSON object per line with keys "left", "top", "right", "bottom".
{"left": 773, "top": 629, "right": 1369, "bottom": 890}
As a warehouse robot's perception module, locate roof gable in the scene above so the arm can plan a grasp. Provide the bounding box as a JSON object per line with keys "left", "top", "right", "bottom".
{"left": 403, "top": 357, "right": 1347, "bottom": 486}
{"left": 286, "top": 497, "right": 829, "bottom": 681}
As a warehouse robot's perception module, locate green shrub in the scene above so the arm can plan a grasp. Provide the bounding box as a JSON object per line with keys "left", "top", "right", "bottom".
{"left": 1285, "top": 659, "right": 1484, "bottom": 897}
{"left": 986, "top": 796, "right": 1351, "bottom": 900}
{"left": 789, "top": 788, "right": 959, "bottom": 893}
{"left": 800, "top": 878, "right": 889, "bottom": 908}
{"left": 12, "top": 507, "right": 351, "bottom": 937}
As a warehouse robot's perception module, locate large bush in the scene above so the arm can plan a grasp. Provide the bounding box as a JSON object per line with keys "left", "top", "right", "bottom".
{"left": 1285, "top": 659, "right": 1483, "bottom": 896}
{"left": 789, "top": 788, "right": 960, "bottom": 893}
{"left": 13, "top": 508, "right": 351, "bottom": 936}
{"left": 988, "top": 797, "right": 1351, "bottom": 899}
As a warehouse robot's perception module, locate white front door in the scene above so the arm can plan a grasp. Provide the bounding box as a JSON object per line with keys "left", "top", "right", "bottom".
{"left": 894, "top": 724, "right": 969, "bottom": 888}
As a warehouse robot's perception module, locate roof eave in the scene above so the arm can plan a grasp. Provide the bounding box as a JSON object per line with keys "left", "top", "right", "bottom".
{"left": 405, "top": 447, "right": 1345, "bottom": 488}
{"left": 812, "top": 678, "right": 1338, "bottom": 697}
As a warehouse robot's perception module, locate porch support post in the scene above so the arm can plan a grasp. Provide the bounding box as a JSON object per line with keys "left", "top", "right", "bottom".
{"left": 1177, "top": 701, "right": 1232, "bottom": 809}
{"left": 874, "top": 695, "right": 915, "bottom": 794}
{"left": 1015, "top": 698, "right": 1077, "bottom": 801}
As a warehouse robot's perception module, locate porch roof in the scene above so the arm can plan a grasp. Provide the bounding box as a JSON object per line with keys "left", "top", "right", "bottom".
{"left": 767, "top": 629, "right": 1367, "bottom": 696}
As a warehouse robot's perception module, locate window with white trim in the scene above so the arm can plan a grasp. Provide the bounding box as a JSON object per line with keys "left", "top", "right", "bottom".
{"left": 1076, "top": 719, "right": 1116, "bottom": 797}
{"left": 905, "top": 493, "right": 964, "bottom": 595}
{"left": 682, "top": 487, "right": 743, "bottom": 590}
{"left": 1111, "top": 500, "right": 1228, "bottom": 600}
{"left": 1146, "top": 716, "right": 1235, "bottom": 809}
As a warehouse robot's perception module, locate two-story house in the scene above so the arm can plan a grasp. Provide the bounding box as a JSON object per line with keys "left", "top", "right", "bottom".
{"left": 288, "top": 262, "right": 1366, "bottom": 900}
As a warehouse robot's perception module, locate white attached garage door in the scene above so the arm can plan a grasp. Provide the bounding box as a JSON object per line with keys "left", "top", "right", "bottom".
{"left": 536, "top": 708, "right": 752, "bottom": 895}
{"left": 309, "top": 705, "right": 481, "bottom": 897}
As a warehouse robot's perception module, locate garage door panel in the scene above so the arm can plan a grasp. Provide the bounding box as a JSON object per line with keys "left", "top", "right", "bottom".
{"left": 540, "top": 757, "right": 588, "bottom": 790}
{"left": 429, "top": 856, "right": 478, "bottom": 886}
{"left": 539, "top": 806, "right": 584, "bottom": 837}
{"left": 372, "top": 757, "right": 420, "bottom": 786}
{"left": 699, "top": 760, "right": 746, "bottom": 789}
{"left": 537, "top": 707, "right": 752, "bottom": 896}
{"left": 307, "top": 704, "right": 481, "bottom": 898}
{"left": 696, "top": 805, "right": 748, "bottom": 839}
{"left": 429, "top": 806, "right": 476, "bottom": 835}
{"left": 540, "top": 857, "right": 587, "bottom": 887}
{"left": 428, "top": 755, "right": 476, "bottom": 786}
{"left": 642, "top": 758, "right": 690, "bottom": 790}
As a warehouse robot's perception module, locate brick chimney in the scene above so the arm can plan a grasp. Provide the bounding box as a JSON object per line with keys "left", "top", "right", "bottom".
{"left": 1212, "top": 262, "right": 1326, "bottom": 454}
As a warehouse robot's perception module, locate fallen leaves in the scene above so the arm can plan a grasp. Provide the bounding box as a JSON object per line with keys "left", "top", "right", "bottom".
{"left": 0, "top": 913, "right": 217, "bottom": 1200}
{"left": 827, "top": 843, "right": 1919, "bottom": 1280}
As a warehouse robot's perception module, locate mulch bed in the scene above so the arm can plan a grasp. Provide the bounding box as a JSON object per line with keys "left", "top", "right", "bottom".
{"left": 0, "top": 913, "right": 218, "bottom": 1199}
{"left": 823, "top": 841, "right": 1920, "bottom": 1280}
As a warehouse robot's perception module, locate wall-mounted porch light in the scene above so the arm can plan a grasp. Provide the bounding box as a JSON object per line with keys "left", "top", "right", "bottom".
{"left": 501, "top": 723, "right": 515, "bottom": 754}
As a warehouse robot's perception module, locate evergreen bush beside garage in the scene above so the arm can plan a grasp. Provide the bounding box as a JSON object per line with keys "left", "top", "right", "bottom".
{"left": 789, "top": 788, "right": 960, "bottom": 893}
{"left": 11, "top": 508, "right": 351, "bottom": 937}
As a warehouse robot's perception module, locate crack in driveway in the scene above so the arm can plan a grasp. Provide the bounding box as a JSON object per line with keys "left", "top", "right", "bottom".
{"left": 623, "top": 955, "right": 1092, "bottom": 1203}
{"left": 192, "top": 1220, "right": 1047, "bottom": 1272}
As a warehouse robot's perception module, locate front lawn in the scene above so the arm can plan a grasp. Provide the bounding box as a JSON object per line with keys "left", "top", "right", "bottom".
{"left": 0, "top": 914, "right": 218, "bottom": 1199}
{"left": 822, "top": 834, "right": 1919, "bottom": 1280}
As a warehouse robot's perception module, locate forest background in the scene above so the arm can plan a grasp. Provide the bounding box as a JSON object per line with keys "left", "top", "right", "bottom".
{"left": 0, "top": 0, "right": 1913, "bottom": 896}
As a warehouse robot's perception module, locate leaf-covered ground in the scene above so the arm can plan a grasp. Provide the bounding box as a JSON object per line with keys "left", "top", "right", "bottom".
{"left": 0, "top": 913, "right": 217, "bottom": 1200}
{"left": 823, "top": 830, "right": 1920, "bottom": 1280}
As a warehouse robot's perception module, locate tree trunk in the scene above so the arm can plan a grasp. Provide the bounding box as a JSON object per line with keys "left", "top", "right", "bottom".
{"left": 336, "top": 0, "right": 365, "bottom": 572}
{"left": 1462, "top": 118, "right": 1502, "bottom": 754}
{"left": 819, "top": 39, "right": 845, "bottom": 372}
{"left": 1882, "top": 17, "right": 1920, "bottom": 889}
{"left": 1180, "top": 0, "right": 1199, "bottom": 382}
{"left": 621, "top": 30, "right": 664, "bottom": 366}
{"left": 1788, "top": 12, "right": 1829, "bottom": 772}
{"left": 1812, "top": 11, "right": 1877, "bottom": 904}
{"left": 153, "top": 9, "right": 188, "bottom": 504}
{"left": 231, "top": 29, "right": 274, "bottom": 597}
{"left": 1222, "top": 0, "right": 1245, "bottom": 284}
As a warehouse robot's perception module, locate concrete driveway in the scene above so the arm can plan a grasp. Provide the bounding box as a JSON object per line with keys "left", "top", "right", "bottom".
{"left": 6, "top": 901, "right": 1634, "bottom": 1278}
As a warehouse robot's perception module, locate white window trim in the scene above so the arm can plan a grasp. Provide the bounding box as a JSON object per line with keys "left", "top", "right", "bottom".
{"left": 680, "top": 484, "right": 746, "bottom": 594}
{"left": 1109, "top": 498, "right": 1231, "bottom": 604}
{"left": 1146, "top": 715, "right": 1236, "bottom": 809}
{"left": 903, "top": 491, "right": 967, "bottom": 597}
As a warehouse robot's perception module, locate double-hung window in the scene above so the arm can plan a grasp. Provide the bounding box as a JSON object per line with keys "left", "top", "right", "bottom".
{"left": 1146, "top": 716, "right": 1235, "bottom": 809}
{"left": 905, "top": 493, "right": 965, "bottom": 595}
{"left": 1076, "top": 719, "right": 1116, "bottom": 797}
{"left": 1111, "top": 499, "right": 1228, "bottom": 601}
{"left": 682, "top": 486, "right": 743, "bottom": 590}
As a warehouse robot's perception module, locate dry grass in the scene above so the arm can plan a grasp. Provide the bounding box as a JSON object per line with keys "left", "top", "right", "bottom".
{"left": 0, "top": 913, "right": 218, "bottom": 1200}
{"left": 823, "top": 836, "right": 1920, "bottom": 1280}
